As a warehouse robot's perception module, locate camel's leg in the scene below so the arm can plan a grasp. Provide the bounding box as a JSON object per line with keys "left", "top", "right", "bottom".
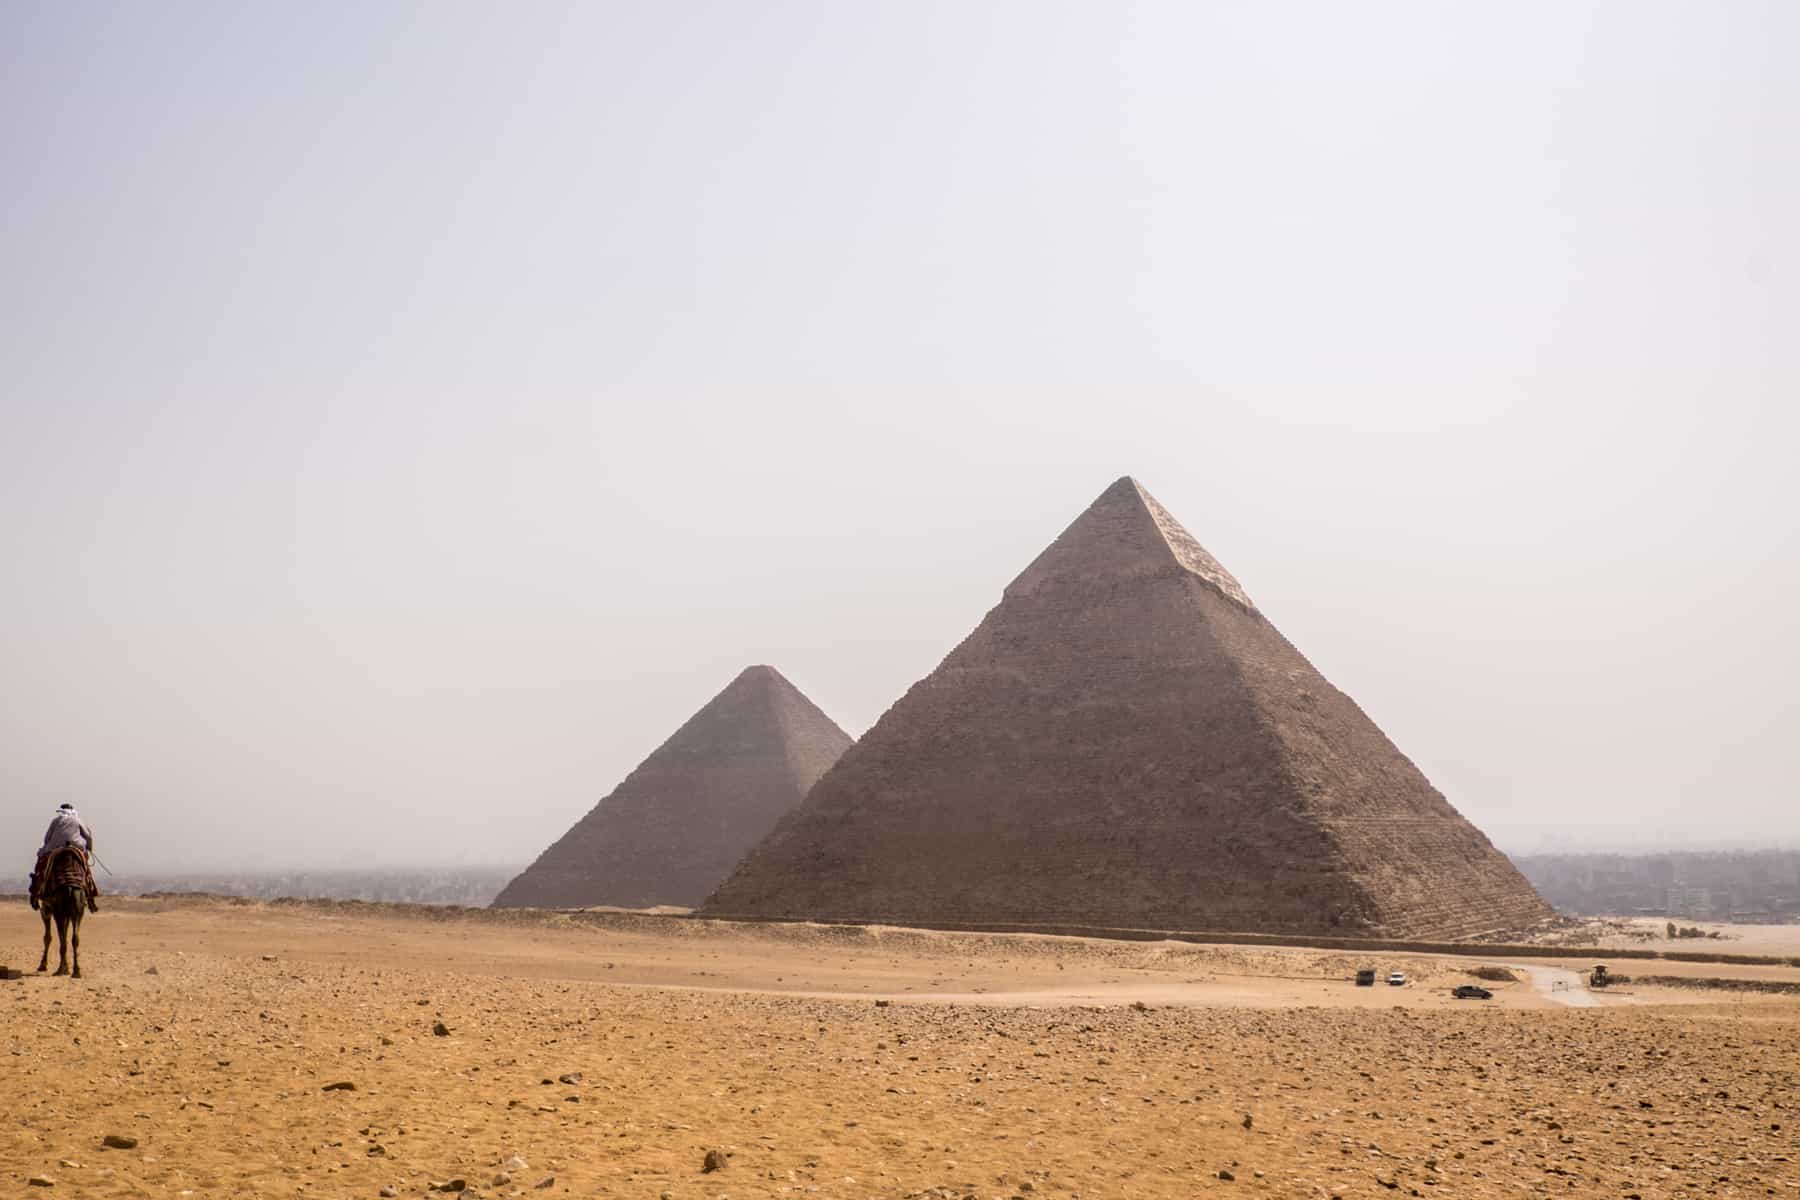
{"left": 53, "top": 912, "right": 69, "bottom": 976}
{"left": 70, "top": 915, "right": 81, "bottom": 979}
{"left": 37, "top": 910, "right": 50, "bottom": 972}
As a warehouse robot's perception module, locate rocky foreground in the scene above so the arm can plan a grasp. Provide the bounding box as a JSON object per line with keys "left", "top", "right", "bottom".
{"left": 1, "top": 904, "right": 1795, "bottom": 1198}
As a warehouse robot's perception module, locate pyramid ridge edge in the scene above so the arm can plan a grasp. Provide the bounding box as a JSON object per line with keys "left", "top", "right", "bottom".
{"left": 1124, "top": 479, "right": 1255, "bottom": 610}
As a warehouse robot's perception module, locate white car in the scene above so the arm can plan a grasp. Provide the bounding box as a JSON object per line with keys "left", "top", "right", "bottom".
{"left": 1387, "top": 971, "right": 1407, "bottom": 986}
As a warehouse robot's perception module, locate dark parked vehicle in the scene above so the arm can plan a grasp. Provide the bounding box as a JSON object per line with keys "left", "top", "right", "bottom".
{"left": 1452, "top": 985, "right": 1493, "bottom": 1000}
{"left": 1355, "top": 969, "right": 1377, "bottom": 986}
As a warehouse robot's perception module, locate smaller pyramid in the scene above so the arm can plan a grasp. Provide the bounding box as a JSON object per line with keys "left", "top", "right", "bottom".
{"left": 492, "top": 666, "right": 852, "bottom": 909}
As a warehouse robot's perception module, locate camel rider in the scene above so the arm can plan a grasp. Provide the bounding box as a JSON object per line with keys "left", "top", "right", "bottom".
{"left": 30, "top": 803, "right": 98, "bottom": 913}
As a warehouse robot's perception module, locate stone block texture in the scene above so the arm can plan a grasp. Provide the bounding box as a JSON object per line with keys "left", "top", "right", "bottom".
{"left": 493, "top": 666, "right": 852, "bottom": 909}
{"left": 701, "top": 478, "right": 1551, "bottom": 940}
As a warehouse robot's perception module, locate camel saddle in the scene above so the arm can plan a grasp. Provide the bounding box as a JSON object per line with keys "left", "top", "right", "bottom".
{"left": 33, "top": 844, "right": 99, "bottom": 910}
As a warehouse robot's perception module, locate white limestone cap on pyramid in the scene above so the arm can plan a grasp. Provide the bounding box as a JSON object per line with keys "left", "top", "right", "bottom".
{"left": 1005, "top": 476, "right": 1253, "bottom": 610}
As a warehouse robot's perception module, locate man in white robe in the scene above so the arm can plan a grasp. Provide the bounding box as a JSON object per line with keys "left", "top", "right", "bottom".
{"left": 30, "top": 803, "right": 97, "bottom": 912}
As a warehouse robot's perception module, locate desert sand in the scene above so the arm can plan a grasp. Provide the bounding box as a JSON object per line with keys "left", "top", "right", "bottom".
{"left": 3, "top": 898, "right": 1796, "bottom": 1198}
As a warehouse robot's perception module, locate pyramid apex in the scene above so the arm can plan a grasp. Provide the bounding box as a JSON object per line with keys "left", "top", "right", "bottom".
{"left": 728, "top": 664, "right": 789, "bottom": 689}
{"left": 1006, "top": 477, "right": 1254, "bottom": 610}
{"left": 1091, "top": 474, "right": 1147, "bottom": 504}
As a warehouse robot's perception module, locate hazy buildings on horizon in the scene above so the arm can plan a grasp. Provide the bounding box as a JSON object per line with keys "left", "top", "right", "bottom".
{"left": 1512, "top": 850, "right": 1800, "bottom": 922}
{"left": 103, "top": 865, "right": 523, "bottom": 908}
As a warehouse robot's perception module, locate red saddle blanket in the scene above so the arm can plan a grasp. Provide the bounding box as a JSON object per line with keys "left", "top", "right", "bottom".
{"left": 35, "top": 845, "right": 97, "bottom": 902}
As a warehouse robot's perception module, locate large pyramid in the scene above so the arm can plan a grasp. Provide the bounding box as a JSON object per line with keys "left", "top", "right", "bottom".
{"left": 493, "top": 666, "right": 852, "bottom": 909}
{"left": 702, "top": 479, "right": 1551, "bottom": 939}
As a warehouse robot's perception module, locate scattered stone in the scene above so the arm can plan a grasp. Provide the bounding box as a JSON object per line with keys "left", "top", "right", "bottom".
{"left": 1218, "top": 1168, "right": 1235, "bottom": 1181}
{"left": 143, "top": 965, "right": 158, "bottom": 975}
{"left": 1242, "top": 1113, "right": 1254, "bottom": 1130}
{"left": 379, "top": 1189, "right": 398, "bottom": 1199}
{"left": 503, "top": 1156, "right": 528, "bottom": 1172}
{"left": 702, "top": 1147, "right": 729, "bottom": 1172}
{"left": 427, "top": 1181, "right": 468, "bottom": 1193}
{"left": 27, "top": 1175, "right": 54, "bottom": 1187}
{"left": 261, "top": 954, "right": 277, "bottom": 962}
{"left": 101, "top": 1135, "right": 137, "bottom": 1150}
{"left": 875, "top": 999, "right": 891, "bottom": 1007}
{"left": 534, "top": 1178, "right": 555, "bottom": 1190}
{"left": 433, "top": 1022, "right": 451, "bottom": 1037}
{"left": 321, "top": 1081, "right": 356, "bottom": 1092}
{"left": 557, "top": 1072, "right": 582, "bottom": 1085}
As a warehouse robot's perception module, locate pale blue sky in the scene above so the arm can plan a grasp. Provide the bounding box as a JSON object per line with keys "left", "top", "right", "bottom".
{"left": 3, "top": 1, "right": 1794, "bottom": 870}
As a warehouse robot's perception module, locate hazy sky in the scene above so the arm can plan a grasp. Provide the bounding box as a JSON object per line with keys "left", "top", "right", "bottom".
{"left": 3, "top": 1, "right": 1794, "bottom": 872}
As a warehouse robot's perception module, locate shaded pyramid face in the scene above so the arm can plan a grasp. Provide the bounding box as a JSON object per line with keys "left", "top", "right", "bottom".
{"left": 702, "top": 479, "right": 1551, "bottom": 940}
{"left": 492, "top": 666, "right": 853, "bottom": 910}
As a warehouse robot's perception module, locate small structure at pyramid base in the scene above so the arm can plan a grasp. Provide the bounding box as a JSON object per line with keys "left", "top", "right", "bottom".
{"left": 492, "top": 665, "right": 852, "bottom": 910}
{"left": 701, "top": 478, "right": 1551, "bottom": 941}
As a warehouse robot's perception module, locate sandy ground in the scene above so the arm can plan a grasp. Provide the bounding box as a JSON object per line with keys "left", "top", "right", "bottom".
{"left": 3, "top": 898, "right": 1797, "bottom": 1199}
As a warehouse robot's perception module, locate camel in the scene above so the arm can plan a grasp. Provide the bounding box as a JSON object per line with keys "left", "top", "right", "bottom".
{"left": 35, "top": 846, "right": 89, "bottom": 978}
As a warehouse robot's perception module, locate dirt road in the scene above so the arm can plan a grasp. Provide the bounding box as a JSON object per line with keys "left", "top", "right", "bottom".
{"left": 1519, "top": 964, "right": 1601, "bottom": 1007}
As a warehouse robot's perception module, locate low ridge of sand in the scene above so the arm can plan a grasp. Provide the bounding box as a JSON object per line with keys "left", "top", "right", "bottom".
{"left": 3, "top": 898, "right": 1795, "bottom": 1198}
